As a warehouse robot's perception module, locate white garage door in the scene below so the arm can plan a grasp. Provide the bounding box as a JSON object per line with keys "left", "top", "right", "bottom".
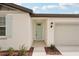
{"left": 55, "top": 23, "right": 79, "bottom": 46}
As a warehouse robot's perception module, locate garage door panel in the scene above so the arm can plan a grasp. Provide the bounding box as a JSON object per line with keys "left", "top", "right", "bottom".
{"left": 55, "top": 23, "right": 79, "bottom": 46}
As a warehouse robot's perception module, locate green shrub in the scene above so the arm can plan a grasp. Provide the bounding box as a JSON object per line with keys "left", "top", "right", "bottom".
{"left": 0, "top": 47, "right": 1, "bottom": 51}
{"left": 7, "top": 47, "right": 14, "bottom": 56}
{"left": 50, "top": 44, "right": 54, "bottom": 49}
{"left": 18, "top": 45, "right": 27, "bottom": 56}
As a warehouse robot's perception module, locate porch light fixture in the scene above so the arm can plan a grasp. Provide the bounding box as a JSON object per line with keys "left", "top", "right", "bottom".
{"left": 50, "top": 22, "right": 53, "bottom": 28}
{"left": 51, "top": 22, "right": 53, "bottom": 24}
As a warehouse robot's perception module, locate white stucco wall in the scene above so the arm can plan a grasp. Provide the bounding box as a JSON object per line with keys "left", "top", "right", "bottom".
{"left": 1, "top": 11, "right": 79, "bottom": 50}
{"left": 0, "top": 11, "right": 32, "bottom": 50}
{"left": 32, "top": 18, "right": 47, "bottom": 41}
{"left": 46, "top": 17, "right": 79, "bottom": 46}
{"left": 46, "top": 18, "right": 54, "bottom": 46}
{"left": 32, "top": 17, "right": 55, "bottom": 47}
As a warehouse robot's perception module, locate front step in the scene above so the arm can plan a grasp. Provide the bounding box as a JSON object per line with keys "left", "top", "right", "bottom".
{"left": 32, "top": 47, "right": 46, "bottom": 56}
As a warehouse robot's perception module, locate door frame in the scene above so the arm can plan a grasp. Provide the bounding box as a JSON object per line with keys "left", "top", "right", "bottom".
{"left": 35, "top": 22, "right": 43, "bottom": 40}
{"left": 32, "top": 20, "right": 45, "bottom": 40}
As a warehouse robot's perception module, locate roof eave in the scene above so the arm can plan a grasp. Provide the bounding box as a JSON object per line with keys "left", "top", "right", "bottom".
{"left": 31, "top": 13, "right": 79, "bottom": 18}
{"left": 0, "top": 3, "right": 33, "bottom": 14}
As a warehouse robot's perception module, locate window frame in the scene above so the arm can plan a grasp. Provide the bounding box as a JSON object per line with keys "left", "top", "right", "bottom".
{"left": 0, "top": 17, "right": 6, "bottom": 37}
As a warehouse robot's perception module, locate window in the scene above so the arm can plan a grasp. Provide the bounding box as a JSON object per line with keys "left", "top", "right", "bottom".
{"left": 0, "top": 17, "right": 6, "bottom": 36}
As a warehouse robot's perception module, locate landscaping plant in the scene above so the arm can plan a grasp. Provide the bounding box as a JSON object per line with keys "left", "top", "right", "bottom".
{"left": 18, "top": 45, "right": 27, "bottom": 56}
{"left": 7, "top": 47, "right": 14, "bottom": 56}
{"left": 50, "top": 44, "right": 54, "bottom": 49}
{"left": 0, "top": 47, "right": 1, "bottom": 51}
{"left": 0, "top": 47, "right": 1, "bottom": 56}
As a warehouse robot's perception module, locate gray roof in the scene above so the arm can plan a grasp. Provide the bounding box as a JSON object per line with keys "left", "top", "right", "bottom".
{"left": 31, "top": 14, "right": 79, "bottom": 17}
{"left": 0, "top": 3, "right": 33, "bottom": 14}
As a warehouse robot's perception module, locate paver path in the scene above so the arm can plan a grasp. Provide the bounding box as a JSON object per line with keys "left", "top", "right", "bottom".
{"left": 33, "top": 47, "right": 46, "bottom": 56}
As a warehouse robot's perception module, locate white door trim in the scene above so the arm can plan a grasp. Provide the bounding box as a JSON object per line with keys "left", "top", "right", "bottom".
{"left": 36, "top": 23, "right": 43, "bottom": 40}
{"left": 33, "top": 20, "right": 45, "bottom": 40}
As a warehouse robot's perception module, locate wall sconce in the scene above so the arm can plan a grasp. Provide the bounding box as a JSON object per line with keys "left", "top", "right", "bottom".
{"left": 51, "top": 22, "right": 53, "bottom": 24}
{"left": 50, "top": 22, "right": 53, "bottom": 28}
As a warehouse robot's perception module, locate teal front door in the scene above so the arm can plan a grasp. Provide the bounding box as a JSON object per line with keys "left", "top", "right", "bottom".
{"left": 36, "top": 23, "right": 43, "bottom": 40}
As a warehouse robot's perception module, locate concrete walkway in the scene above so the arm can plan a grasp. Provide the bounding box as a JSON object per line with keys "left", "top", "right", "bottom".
{"left": 32, "top": 47, "right": 46, "bottom": 56}
{"left": 32, "top": 40, "right": 46, "bottom": 56}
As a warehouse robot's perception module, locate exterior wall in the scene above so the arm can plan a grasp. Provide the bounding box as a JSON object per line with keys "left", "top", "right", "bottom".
{"left": 46, "top": 18, "right": 54, "bottom": 46}
{"left": 32, "top": 17, "right": 48, "bottom": 46}
{"left": 46, "top": 17, "right": 79, "bottom": 46}
{"left": 32, "top": 18, "right": 47, "bottom": 41}
{"left": 32, "top": 17, "right": 79, "bottom": 47}
{"left": 0, "top": 11, "right": 32, "bottom": 50}
{"left": 32, "top": 17, "right": 54, "bottom": 47}
{"left": 0, "top": 10, "right": 79, "bottom": 50}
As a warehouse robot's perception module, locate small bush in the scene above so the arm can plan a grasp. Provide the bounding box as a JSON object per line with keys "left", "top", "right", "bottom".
{"left": 7, "top": 47, "right": 14, "bottom": 56}
{"left": 18, "top": 45, "right": 27, "bottom": 56}
{"left": 50, "top": 44, "right": 54, "bottom": 49}
{"left": 0, "top": 47, "right": 1, "bottom": 51}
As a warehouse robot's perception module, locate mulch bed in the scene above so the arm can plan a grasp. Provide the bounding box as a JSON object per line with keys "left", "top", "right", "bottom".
{"left": 45, "top": 46, "right": 62, "bottom": 55}
{"left": 28, "top": 47, "right": 34, "bottom": 56}
{"left": 0, "top": 47, "right": 34, "bottom": 56}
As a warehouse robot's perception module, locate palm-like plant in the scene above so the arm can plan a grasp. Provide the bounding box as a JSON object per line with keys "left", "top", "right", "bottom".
{"left": 50, "top": 44, "right": 54, "bottom": 49}
{"left": 7, "top": 47, "right": 14, "bottom": 56}
{"left": 18, "top": 45, "right": 27, "bottom": 56}
{"left": 0, "top": 47, "right": 1, "bottom": 51}
{"left": 0, "top": 47, "right": 1, "bottom": 56}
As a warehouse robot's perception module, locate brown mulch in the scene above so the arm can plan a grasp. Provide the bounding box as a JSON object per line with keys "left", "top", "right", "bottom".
{"left": 45, "top": 46, "right": 62, "bottom": 55}
{"left": 0, "top": 47, "right": 34, "bottom": 56}
{"left": 28, "top": 47, "right": 34, "bottom": 56}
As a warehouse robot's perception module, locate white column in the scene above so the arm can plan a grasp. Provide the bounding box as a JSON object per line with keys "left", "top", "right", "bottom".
{"left": 47, "top": 18, "right": 55, "bottom": 46}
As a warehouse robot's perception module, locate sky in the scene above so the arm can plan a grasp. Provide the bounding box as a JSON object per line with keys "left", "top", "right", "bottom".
{"left": 17, "top": 3, "right": 79, "bottom": 14}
